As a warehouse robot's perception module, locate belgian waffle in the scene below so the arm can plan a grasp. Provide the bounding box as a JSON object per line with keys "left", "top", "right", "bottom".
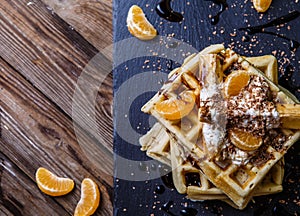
{"left": 140, "top": 122, "right": 284, "bottom": 206}
{"left": 141, "top": 44, "right": 300, "bottom": 209}
{"left": 140, "top": 122, "right": 171, "bottom": 165}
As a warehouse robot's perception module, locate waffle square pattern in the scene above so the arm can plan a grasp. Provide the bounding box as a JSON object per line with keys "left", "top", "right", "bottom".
{"left": 141, "top": 44, "right": 300, "bottom": 209}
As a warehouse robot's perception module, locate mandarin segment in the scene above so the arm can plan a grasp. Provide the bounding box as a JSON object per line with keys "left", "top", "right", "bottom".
{"left": 154, "top": 90, "right": 196, "bottom": 120}
{"left": 229, "top": 129, "right": 263, "bottom": 151}
{"left": 140, "top": 45, "right": 300, "bottom": 210}
{"left": 74, "top": 178, "right": 100, "bottom": 216}
{"left": 224, "top": 70, "right": 250, "bottom": 97}
{"left": 253, "top": 0, "right": 272, "bottom": 12}
{"left": 126, "top": 5, "right": 157, "bottom": 40}
{"left": 35, "top": 167, "right": 74, "bottom": 196}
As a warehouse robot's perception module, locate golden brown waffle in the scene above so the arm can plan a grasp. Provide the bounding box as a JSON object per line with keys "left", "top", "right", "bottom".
{"left": 141, "top": 44, "right": 300, "bottom": 209}
{"left": 140, "top": 122, "right": 171, "bottom": 165}
{"left": 140, "top": 122, "right": 284, "bottom": 206}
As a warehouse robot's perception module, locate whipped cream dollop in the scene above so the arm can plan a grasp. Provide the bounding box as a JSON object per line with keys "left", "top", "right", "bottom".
{"left": 218, "top": 139, "right": 254, "bottom": 166}
{"left": 200, "top": 74, "right": 282, "bottom": 164}
{"left": 226, "top": 75, "right": 280, "bottom": 137}
{"left": 199, "top": 74, "right": 227, "bottom": 158}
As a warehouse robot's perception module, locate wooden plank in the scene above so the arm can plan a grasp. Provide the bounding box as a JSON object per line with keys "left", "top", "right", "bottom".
{"left": 0, "top": 0, "right": 113, "bottom": 151}
{"left": 41, "top": 0, "right": 113, "bottom": 52}
{"left": 0, "top": 204, "right": 14, "bottom": 216}
{"left": 0, "top": 150, "right": 68, "bottom": 215}
{"left": 0, "top": 59, "right": 113, "bottom": 215}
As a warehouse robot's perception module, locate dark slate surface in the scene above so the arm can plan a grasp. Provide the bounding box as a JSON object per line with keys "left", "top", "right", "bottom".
{"left": 113, "top": 0, "right": 300, "bottom": 215}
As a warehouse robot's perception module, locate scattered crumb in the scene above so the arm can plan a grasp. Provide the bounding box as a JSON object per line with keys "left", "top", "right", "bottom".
{"left": 279, "top": 200, "right": 286, "bottom": 204}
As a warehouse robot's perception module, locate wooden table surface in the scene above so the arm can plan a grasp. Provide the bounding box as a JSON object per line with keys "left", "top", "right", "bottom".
{"left": 0, "top": 0, "right": 113, "bottom": 215}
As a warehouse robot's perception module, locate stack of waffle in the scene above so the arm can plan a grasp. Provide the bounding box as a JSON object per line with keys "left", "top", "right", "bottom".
{"left": 140, "top": 44, "right": 300, "bottom": 209}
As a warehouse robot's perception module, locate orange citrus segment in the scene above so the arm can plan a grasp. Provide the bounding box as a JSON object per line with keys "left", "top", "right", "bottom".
{"left": 74, "top": 178, "right": 100, "bottom": 216}
{"left": 253, "top": 0, "right": 272, "bottom": 12}
{"left": 35, "top": 167, "right": 74, "bottom": 196}
{"left": 154, "top": 90, "right": 196, "bottom": 120}
{"left": 127, "top": 5, "right": 157, "bottom": 40}
{"left": 229, "top": 129, "right": 263, "bottom": 151}
{"left": 224, "top": 70, "right": 250, "bottom": 98}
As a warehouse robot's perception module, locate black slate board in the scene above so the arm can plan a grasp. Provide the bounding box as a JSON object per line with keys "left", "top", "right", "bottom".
{"left": 113, "top": 0, "right": 300, "bottom": 215}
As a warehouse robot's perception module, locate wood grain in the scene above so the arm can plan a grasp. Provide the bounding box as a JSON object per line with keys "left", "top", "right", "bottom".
{"left": 0, "top": 151, "right": 68, "bottom": 215}
{"left": 0, "top": 0, "right": 113, "bottom": 151}
{"left": 0, "top": 58, "right": 113, "bottom": 215}
{"left": 0, "top": 0, "right": 115, "bottom": 214}
{"left": 0, "top": 206, "right": 13, "bottom": 216}
{"left": 42, "top": 0, "right": 113, "bottom": 52}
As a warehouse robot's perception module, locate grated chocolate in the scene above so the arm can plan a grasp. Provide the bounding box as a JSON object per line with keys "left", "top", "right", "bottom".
{"left": 226, "top": 75, "right": 281, "bottom": 137}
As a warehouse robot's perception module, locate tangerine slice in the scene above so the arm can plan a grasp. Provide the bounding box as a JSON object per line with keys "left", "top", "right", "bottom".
{"left": 74, "top": 178, "right": 100, "bottom": 216}
{"left": 253, "top": 0, "right": 272, "bottom": 12}
{"left": 126, "top": 5, "right": 157, "bottom": 40}
{"left": 229, "top": 129, "right": 263, "bottom": 151}
{"left": 154, "top": 90, "right": 196, "bottom": 120}
{"left": 35, "top": 167, "right": 74, "bottom": 196}
{"left": 224, "top": 70, "right": 250, "bottom": 98}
